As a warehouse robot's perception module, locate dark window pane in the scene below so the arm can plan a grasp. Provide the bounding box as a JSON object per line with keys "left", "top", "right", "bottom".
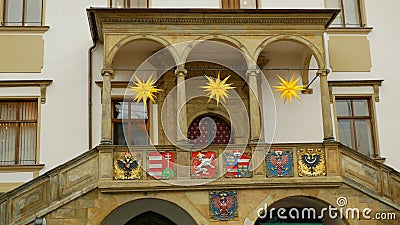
{"left": 338, "top": 119, "right": 355, "bottom": 149}
{"left": 114, "top": 102, "right": 128, "bottom": 119}
{"left": 353, "top": 99, "right": 369, "bottom": 116}
{"left": 130, "top": 120, "right": 149, "bottom": 145}
{"left": 131, "top": 102, "right": 147, "bottom": 119}
{"left": 26, "top": 0, "right": 43, "bottom": 26}
{"left": 355, "top": 120, "right": 374, "bottom": 157}
{"left": 113, "top": 123, "right": 127, "bottom": 145}
{"left": 336, "top": 99, "right": 352, "bottom": 116}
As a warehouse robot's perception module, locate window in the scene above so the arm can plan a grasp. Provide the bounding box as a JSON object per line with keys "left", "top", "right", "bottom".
{"left": 0, "top": 100, "right": 38, "bottom": 165}
{"left": 335, "top": 97, "right": 375, "bottom": 157}
{"left": 2, "top": 0, "right": 43, "bottom": 26}
{"left": 112, "top": 100, "right": 149, "bottom": 145}
{"left": 326, "top": 0, "right": 364, "bottom": 27}
{"left": 222, "top": 0, "right": 258, "bottom": 9}
{"left": 110, "top": 0, "right": 149, "bottom": 8}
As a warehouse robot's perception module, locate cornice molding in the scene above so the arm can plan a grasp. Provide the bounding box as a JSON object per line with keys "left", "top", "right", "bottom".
{"left": 326, "top": 27, "right": 373, "bottom": 34}
{"left": 0, "top": 80, "right": 53, "bottom": 104}
{"left": 87, "top": 8, "right": 339, "bottom": 42}
{"left": 0, "top": 26, "right": 49, "bottom": 34}
{"left": 0, "top": 164, "right": 44, "bottom": 173}
{"left": 328, "top": 79, "right": 383, "bottom": 102}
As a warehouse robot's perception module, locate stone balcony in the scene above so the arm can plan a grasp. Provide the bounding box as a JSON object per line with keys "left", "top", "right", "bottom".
{"left": 1, "top": 142, "right": 399, "bottom": 225}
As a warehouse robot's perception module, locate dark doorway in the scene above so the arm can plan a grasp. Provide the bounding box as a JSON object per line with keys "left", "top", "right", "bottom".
{"left": 187, "top": 115, "right": 233, "bottom": 145}
{"left": 124, "top": 211, "right": 176, "bottom": 225}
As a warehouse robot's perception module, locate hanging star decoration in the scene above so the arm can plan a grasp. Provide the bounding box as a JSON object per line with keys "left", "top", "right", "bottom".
{"left": 273, "top": 74, "right": 305, "bottom": 105}
{"left": 130, "top": 75, "right": 162, "bottom": 106}
{"left": 201, "top": 71, "right": 235, "bottom": 105}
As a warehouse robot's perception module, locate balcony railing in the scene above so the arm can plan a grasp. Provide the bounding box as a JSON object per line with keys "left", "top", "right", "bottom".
{"left": 1, "top": 142, "right": 399, "bottom": 225}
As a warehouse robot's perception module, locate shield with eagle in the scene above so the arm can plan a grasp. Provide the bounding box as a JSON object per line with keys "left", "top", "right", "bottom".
{"left": 266, "top": 149, "right": 293, "bottom": 177}
{"left": 209, "top": 190, "right": 238, "bottom": 221}
{"left": 113, "top": 151, "right": 142, "bottom": 180}
{"left": 297, "top": 148, "right": 326, "bottom": 176}
{"left": 191, "top": 151, "right": 217, "bottom": 179}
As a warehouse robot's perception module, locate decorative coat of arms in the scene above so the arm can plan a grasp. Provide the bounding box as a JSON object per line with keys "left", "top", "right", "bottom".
{"left": 192, "top": 151, "right": 217, "bottom": 178}
{"left": 266, "top": 149, "right": 293, "bottom": 177}
{"left": 224, "top": 151, "right": 251, "bottom": 178}
{"left": 209, "top": 190, "right": 238, "bottom": 221}
{"left": 148, "top": 151, "right": 175, "bottom": 180}
{"left": 114, "top": 151, "right": 141, "bottom": 180}
{"left": 297, "top": 148, "right": 326, "bottom": 176}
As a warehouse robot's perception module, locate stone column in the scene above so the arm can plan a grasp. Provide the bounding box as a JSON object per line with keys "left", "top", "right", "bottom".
{"left": 247, "top": 69, "right": 261, "bottom": 142}
{"left": 175, "top": 65, "right": 188, "bottom": 144}
{"left": 318, "top": 69, "right": 334, "bottom": 141}
{"left": 101, "top": 69, "right": 114, "bottom": 145}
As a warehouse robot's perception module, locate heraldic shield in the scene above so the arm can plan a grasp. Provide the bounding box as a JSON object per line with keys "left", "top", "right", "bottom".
{"left": 209, "top": 190, "right": 238, "bottom": 221}
{"left": 297, "top": 148, "right": 326, "bottom": 177}
{"left": 114, "top": 151, "right": 142, "bottom": 180}
{"left": 192, "top": 151, "right": 217, "bottom": 178}
{"left": 266, "top": 149, "right": 293, "bottom": 177}
{"left": 223, "top": 150, "right": 251, "bottom": 178}
{"left": 147, "top": 151, "right": 175, "bottom": 180}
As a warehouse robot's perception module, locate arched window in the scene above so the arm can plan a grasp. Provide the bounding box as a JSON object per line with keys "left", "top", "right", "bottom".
{"left": 187, "top": 115, "right": 233, "bottom": 145}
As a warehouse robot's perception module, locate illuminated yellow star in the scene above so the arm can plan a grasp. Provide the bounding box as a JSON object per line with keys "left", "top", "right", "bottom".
{"left": 201, "top": 71, "right": 235, "bottom": 105}
{"left": 130, "top": 75, "right": 162, "bottom": 106}
{"left": 273, "top": 74, "right": 304, "bottom": 105}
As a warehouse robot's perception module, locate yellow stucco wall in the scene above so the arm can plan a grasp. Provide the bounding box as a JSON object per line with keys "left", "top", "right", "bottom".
{"left": 0, "top": 35, "right": 44, "bottom": 72}
{"left": 328, "top": 36, "right": 372, "bottom": 72}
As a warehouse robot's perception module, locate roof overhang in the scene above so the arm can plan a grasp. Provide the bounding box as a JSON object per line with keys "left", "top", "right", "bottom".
{"left": 87, "top": 8, "right": 339, "bottom": 43}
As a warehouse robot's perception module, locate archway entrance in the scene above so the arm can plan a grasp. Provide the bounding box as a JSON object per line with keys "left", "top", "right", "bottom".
{"left": 101, "top": 198, "right": 197, "bottom": 225}
{"left": 254, "top": 196, "right": 347, "bottom": 225}
{"left": 187, "top": 115, "right": 233, "bottom": 145}
{"left": 125, "top": 211, "right": 176, "bottom": 225}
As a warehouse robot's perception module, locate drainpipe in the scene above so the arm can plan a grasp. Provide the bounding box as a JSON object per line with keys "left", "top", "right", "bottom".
{"left": 88, "top": 41, "right": 97, "bottom": 150}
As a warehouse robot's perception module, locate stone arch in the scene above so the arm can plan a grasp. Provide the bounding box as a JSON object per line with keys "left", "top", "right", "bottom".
{"left": 105, "top": 34, "right": 180, "bottom": 68}
{"left": 254, "top": 35, "right": 325, "bottom": 69}
{"left": 250, "top": 194, "right": 349, "bottom": 225}
{"left": 187, "top": 112, "right": 234, "bottom": 144}
{"left": 100, "top": 198, "right": 198, "bottom": 225}
{"left": 182, "top": 35, "right": 252, "bottom": 67}
{"left": 187, "top": 108, "right": 230, "bottom": 129}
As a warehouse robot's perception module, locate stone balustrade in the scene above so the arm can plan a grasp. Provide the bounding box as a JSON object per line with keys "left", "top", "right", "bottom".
{"left": 0, "top": 142, "right": 399, "bottom": 225}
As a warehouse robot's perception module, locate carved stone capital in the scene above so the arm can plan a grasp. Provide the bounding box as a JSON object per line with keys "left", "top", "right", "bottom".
{"left": 174, "top": 65, "right": 187, "bottom": 77}
{"left": 101, "top": 69, "right": 114, "bottom": 77}
{"left": 246, "top": 69, "right": 261, "bottom": 77}
{"left": 316, "top": 69, "right": 331, "bottom": 76}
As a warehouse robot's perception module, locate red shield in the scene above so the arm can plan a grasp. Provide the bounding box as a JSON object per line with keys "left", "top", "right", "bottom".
{"left": 192, "top": 151, "right": 217, "bottom": 178}
{"left": 148, "top": 151, "right": 175, "bottom": 179}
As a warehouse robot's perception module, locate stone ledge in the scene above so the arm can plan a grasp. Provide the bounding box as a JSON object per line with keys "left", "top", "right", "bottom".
{"left": 98, "top": 176, "right": 343, "bottom": 193}
{"left": 0, "top": 164, "right": 44, "bottom": 172}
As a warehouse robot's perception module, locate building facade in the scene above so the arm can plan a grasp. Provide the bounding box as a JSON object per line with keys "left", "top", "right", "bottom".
{"left": 0, "top": 0, "right": 399, "bottom": 224}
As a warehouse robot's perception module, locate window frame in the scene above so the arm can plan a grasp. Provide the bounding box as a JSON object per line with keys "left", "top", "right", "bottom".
{"left": 325, "top": 0, "right": 366, "bottom": 28}
{"left": 109, "top": 0, "right": 150, "bottom": 8}
{"left": 0, "top": 97, "right": 40, "bottom": 165}
{"left": 112, "top": 98, "right": 150, "bottom": 146}
{"left": 333, "top": 95, "right": 379, "bottom": 157}
{"left": 221, "top": 0, "right": 259, "bottom": 9}
{"left": 1, "top": 0, "right": 45, "bottom": 26}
